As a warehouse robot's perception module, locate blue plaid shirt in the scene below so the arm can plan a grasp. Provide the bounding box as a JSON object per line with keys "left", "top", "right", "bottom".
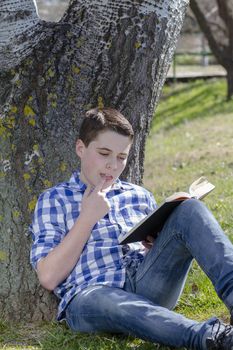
{"left": 30, "top": 169, "right": 157, "bottom": 321}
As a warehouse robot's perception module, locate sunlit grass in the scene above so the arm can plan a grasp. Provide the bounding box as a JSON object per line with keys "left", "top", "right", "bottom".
{"left": 144, "top": 78, "right": 233, "bottom": 336}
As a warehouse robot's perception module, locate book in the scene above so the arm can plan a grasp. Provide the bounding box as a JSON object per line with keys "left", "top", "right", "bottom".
{"left": 119, "top": 177, "right": 215, "bottom": 245}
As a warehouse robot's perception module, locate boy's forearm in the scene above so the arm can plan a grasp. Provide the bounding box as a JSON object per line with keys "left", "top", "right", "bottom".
{"left": 36, "top": 215, "right": 94, "bottom": 291}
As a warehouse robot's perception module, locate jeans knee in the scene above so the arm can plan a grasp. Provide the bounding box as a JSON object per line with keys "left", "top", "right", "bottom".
{"left": 162, "top": 198, "right": 209, "bottom": 244}
{"left": 175, "top": 198, "right": 208, "bottom": 224}
{"left": 180, "top": 198, "right": 204, "bottom": 212}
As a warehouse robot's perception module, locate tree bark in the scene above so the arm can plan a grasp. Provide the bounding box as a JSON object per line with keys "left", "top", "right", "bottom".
{"left": 0, "top": 0, "right": 189, "bottom": 321}
{"left": 227, "top": 68, "right": 233, "bottom": 100}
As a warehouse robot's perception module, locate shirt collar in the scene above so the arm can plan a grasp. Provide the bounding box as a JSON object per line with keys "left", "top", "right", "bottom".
{"left": 69, "top": 169, "right": 87, "bottom": 191}
{"left": 69, "top": 169, "right": 126, "bottom": 192}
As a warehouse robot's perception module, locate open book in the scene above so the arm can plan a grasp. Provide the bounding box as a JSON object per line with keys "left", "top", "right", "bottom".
{"left": 119, "top": 177, "right": 215, "bottom": 245}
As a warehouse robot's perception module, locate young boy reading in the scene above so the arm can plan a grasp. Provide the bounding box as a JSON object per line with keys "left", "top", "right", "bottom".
{"left": 30, "top": 107, "right": 233, "bottom": 349}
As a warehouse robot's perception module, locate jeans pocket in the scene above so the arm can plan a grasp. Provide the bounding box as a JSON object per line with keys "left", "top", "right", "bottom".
{"left": 124, "top": 259, "right": 141, "bottom": 293}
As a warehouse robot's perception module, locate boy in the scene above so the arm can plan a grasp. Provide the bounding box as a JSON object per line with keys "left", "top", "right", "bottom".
{"left": 30, "top": 107, "right": 233, "bottom": 349}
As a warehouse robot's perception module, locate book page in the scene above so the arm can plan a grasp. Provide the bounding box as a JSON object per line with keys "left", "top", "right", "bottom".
{"left": 165, "top": 191, "right": 191, "bottom": 202}
{"left": 189, "top": 176, "right": 215, "bottom": 199}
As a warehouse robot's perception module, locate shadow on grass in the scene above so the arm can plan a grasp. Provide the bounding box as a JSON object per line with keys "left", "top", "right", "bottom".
{"left": 158, "top": 88, "right": 212, "bottom": 118}
{"left": 152, "top": 78, "right": 232, "bottom": 132}
{"left": 161, "top": 79, "right": 208, "bottom": 100}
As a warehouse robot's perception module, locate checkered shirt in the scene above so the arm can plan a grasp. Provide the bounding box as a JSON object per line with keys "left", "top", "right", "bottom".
{"left": 30, "top": 169, "right": 157, "bottom": 321}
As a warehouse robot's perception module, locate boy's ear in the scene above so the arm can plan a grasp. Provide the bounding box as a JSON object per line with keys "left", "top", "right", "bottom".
{"left": 76, "top": 139, "right": 85, "bottom": 158}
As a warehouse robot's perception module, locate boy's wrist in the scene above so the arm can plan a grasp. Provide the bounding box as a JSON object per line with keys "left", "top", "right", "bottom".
{"left": 76, "top": 212, "right": 96, "bottom": 231}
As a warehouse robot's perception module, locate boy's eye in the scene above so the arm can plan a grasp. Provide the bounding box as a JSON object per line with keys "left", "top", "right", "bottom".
{"left": 98, "top": 151, "right": 127, "bottom": 161}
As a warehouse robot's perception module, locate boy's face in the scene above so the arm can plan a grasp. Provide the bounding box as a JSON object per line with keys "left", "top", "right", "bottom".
{"left": 76, "top": 130, "right": 132, "bottom": 190}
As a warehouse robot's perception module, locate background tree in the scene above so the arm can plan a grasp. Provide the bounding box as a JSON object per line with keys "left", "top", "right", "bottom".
{"left": 190, "top": 0, "right": 233, "bottom": 100}
{"left": 0, "top": 0, "right": 189, "bottom": 322}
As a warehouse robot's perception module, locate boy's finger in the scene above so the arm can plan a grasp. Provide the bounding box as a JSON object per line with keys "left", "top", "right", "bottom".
{"left": 83, "top": 184, "right": 93, "bottom": 198}
{"left": 142, "top": 241, "right": 153, "bottom": 249}
{"left": 93, "top": 178, "right": 106, "bottom": 193}
{"left": 146, "top": 235, "right": 155, "bottom": 243}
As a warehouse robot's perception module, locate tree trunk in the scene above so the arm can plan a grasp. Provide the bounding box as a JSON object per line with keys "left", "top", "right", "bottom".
{"left": 190, "top": 0, "right": 233, "bottom": 100}
{"left": 0, "top": 0, "right": 189, "bottom": 321}
{"left": 226, "top": 67, "right": 233, "bottom": 100}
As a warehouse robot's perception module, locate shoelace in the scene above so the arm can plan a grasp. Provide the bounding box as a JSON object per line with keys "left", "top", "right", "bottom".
{"left": 211, "top": 319, "right": 233, "bottom": 349}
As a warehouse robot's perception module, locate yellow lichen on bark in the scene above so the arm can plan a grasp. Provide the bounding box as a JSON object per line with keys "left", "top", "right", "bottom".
{"left": 28, "top": 196, "right": 37, "bottom": 212}
{"left": 24, "top": 105, "right": 35, "bottom": 117}
{"left": 23, "top": 173, "right": 31, "bottom": 181}
{"left": 98, "top": 96, "right": 104, "bottom": 110}
{"left": 43, "top": 179, "right": 52, "bottom": 188}
{"left": 0, "top": 251, "right": 8, "bottom": 262}
{"left": 72, "top": 65, "right": 81, "bottom": 74}
{"left": 60, "top": 162, "right": 67, "bottom": 172}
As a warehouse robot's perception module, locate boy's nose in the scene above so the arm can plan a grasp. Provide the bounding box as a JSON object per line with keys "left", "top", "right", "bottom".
{"left": 106, "top": 160, "right": 117, "bottom": 170}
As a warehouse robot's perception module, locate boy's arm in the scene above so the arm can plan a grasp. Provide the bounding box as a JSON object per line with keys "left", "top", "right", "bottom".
{"left": 36, "top": 179, "right": 109, "bottom": 291}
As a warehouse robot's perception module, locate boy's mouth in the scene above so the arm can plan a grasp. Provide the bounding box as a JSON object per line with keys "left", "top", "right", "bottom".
{"left": 100, "top": 173, "right": 113, "bottom": 181}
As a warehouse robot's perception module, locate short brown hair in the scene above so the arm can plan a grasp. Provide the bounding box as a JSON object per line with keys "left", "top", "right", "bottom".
{"left": 79, "top": 107, "right": 134, "bottom": 146}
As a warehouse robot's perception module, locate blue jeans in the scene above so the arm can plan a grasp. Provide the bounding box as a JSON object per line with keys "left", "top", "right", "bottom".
{"left": 65, "top": 199, "right": 233, "bottom": 349}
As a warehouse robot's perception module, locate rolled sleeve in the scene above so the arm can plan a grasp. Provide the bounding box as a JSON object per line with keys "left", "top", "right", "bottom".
{"left": 30, "top": 191, "right": 66, "bottom": 270}
{"left": 147, "top": 191, "right": 157, "bottom": 213}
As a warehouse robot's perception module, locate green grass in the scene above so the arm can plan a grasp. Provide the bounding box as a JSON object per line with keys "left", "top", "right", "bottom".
{"left": 152, "top": 78, "right": 232, "bottom": 132}
{"left": 1, "top": 78, "right": 233, "bottom": 349}
{"left": 0, "top": 320, "right": 171, "bottom": 349}
{"left": 144, "top": 77, "right": 233, "bottom": 329}
{"left": 174, "top": 54, "right": 216, "bottom": 66}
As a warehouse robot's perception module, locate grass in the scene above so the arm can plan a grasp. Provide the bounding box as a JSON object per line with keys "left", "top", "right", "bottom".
{"left": 144, "top": 77, "right": 233, "bottom": 328}
{"left": 0, "top": 320, "right": 170, "bottom": 349}
{"left": 151, "top": 78, "right": 231, "bottom": 132}
{"left": 174, "top": 54, "right": 216, "bottom": 66}
{"left": 146, "top": 78, "right": 233, "bottom": 236}
{"left": 1, "top": 78, "right": 233, "bottom": 349}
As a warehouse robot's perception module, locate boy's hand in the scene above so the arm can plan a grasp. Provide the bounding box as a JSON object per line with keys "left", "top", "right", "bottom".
{"left": 80, "top": 178, "right": 110, "bottom": 226}
{"left": 142, "top": 235, "right": 155, "bottom": 251}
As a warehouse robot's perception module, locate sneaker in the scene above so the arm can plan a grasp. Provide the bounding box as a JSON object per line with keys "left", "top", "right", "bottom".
{"left": 206, "top": 319, "right": 233, "bottom": 349}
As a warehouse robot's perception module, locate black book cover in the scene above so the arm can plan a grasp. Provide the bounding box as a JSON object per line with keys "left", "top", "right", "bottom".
{"left": 119, "top": 198, "right": 185, "bottom": 245}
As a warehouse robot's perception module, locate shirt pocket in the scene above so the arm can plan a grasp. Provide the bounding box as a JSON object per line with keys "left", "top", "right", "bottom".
{"left": 115, "top": 208, "right": 147, "bottom": 233}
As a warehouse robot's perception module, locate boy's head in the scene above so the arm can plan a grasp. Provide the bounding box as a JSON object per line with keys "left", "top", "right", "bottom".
{"left": 79, "top": 107, "right": 134, "bottom": 146}
{"left": 76, "top": 107, "right": 134, "bottom": 189}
